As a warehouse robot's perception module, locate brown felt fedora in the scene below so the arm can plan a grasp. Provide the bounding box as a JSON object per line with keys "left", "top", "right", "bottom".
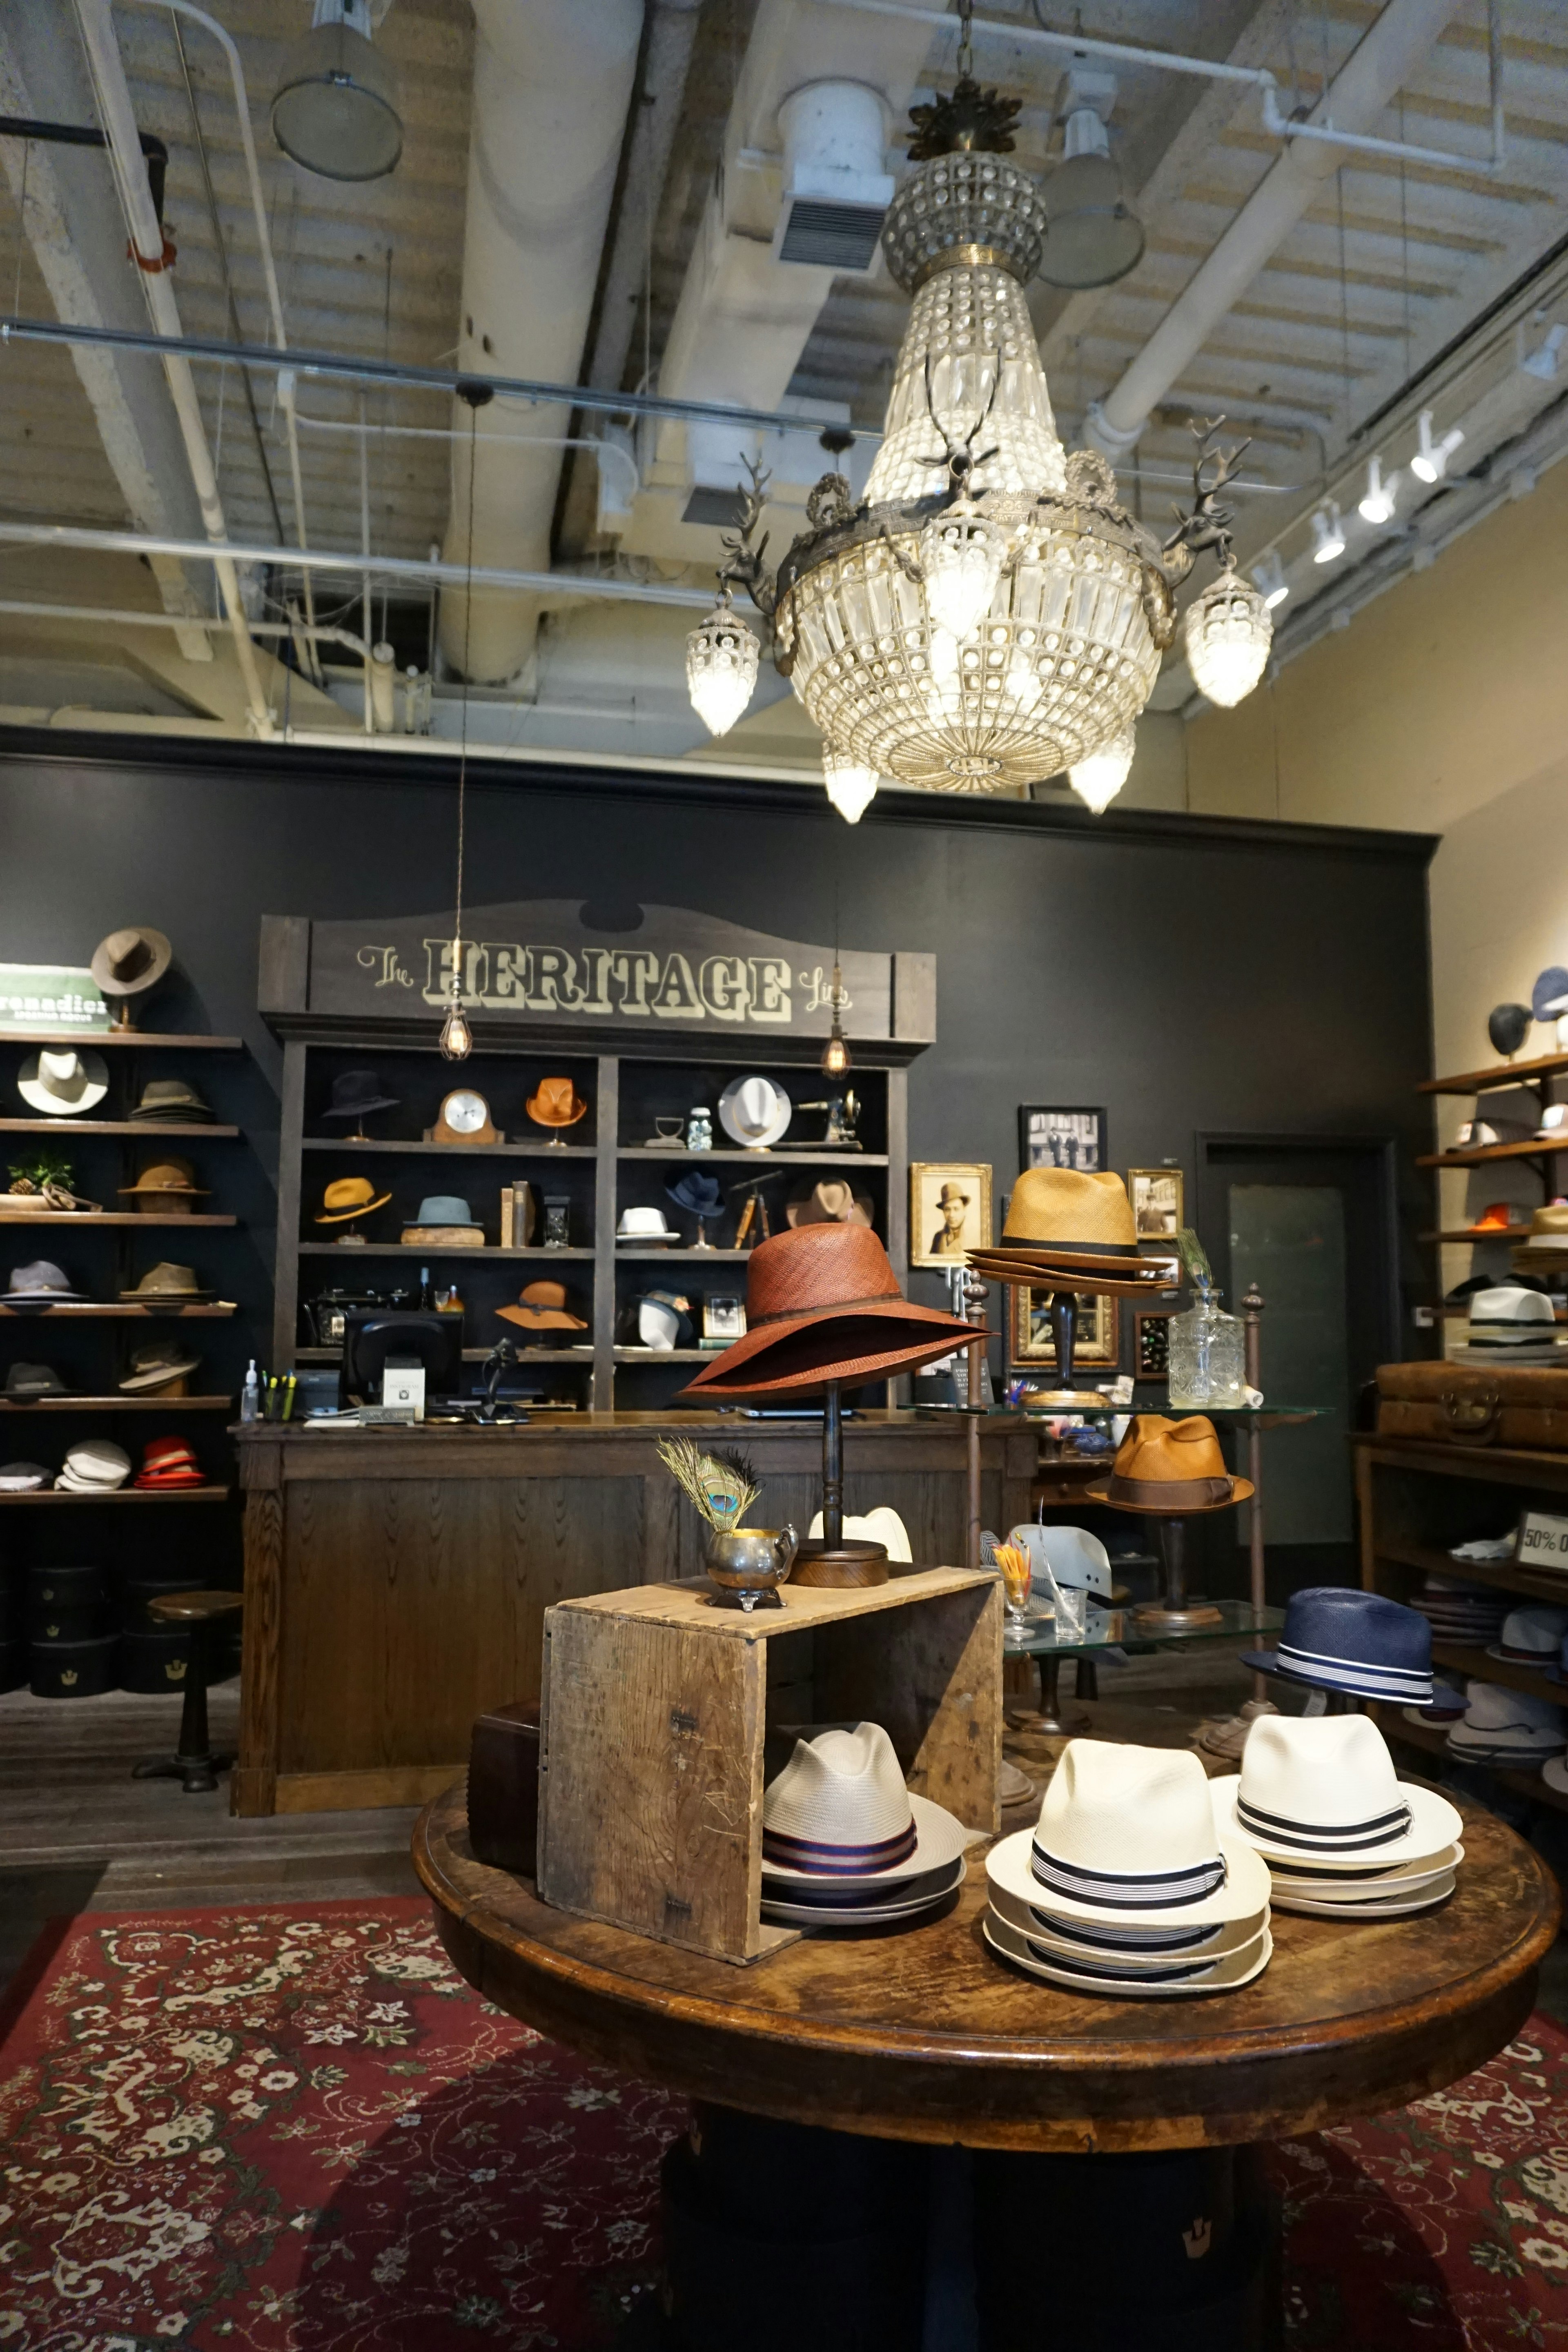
{"left": 1086, "top": 1414, "right": 1254, "bottom": 1515}
{"left": 91, "top": 925, "right": 172, "bottom": 999}
{"left": 118, "top": 1158, "right": 209, "bottom": 1214}
{"left": 526, "top": 1077, "right": 588, "bottom": 1129}
{"left": 786, "top": 1179, "right": 873, "bottom": 1229}
{"left": 677, "top": 1223, "right": 978, "bottom": 1399}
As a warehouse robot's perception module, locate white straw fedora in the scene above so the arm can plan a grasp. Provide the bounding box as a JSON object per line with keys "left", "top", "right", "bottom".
{"left": 718, "top": 1073, "right": 792, "bottom": 1149}
{"left": 1264, "top": 1848, "right": 1460, "bottom": 1898}
{"left": 1004, "top": 1523, "right": 1112, "bottom": 1597}
{"left": 18, "top": 1049, "right": 109, "bottom": 1116}
{"left": 982, "top": 1907, "right": 1272, "bottom": 1998}
{"left": 761, "top": 1721, "right": 971, "bottom": 1886}
{"left": 1212, "top": 1714, "right": 1461, "bottom": 1869}
{"left": 1268, "top": 1877, "right": 1456, "bottom": 1922}
{"left": 985, "top": 1877, "right": 1265, "bottom": 1969}
{"left": 986, "top": 1740, "right": 1270, "bottom": 1929}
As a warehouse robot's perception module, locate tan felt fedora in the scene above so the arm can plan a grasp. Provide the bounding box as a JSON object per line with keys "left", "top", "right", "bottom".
{"left": 785, "top": 1180, "right": 873, "bottom": 1229}
{"left": 1086, "top": 1413, "right": 1253, "bottom": 1514}
{"left": 119, "top": 1158, "right": 209, "bottom": 1212}
{"left": 120, "top": 1262, "right": 212, "bottom": 1301}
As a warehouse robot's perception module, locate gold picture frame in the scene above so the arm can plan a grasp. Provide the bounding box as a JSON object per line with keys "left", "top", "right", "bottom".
{"left": 1011, "top": 1287, "right": 1120, "bottom": 1368}
{"left": 1128, "top": 1166, "right": 1184, "bottom": 1242}
{"left": 910, "top": 1161, "right": 992, "bottom": 1269}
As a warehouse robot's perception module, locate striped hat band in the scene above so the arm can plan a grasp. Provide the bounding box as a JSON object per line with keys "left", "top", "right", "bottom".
{"left": 1031, "top": 1840, "right": 1227, "bottom": 1913}
{"left": 1236, "top": 1794, "right": 1412, "bottom": 1854}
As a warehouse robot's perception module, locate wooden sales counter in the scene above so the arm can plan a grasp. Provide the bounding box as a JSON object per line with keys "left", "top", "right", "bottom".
{"left": 233, "top": 1411, "right": 1036, "bottom": 1817}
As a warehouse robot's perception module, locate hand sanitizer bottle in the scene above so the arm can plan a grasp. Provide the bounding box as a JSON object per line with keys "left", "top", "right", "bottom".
{"left": 241, "top": 1360, "right": 261, "bottom": 1423}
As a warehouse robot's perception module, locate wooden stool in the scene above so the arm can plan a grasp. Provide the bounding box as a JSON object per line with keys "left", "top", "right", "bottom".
{"left": 132, "top": 1590, "right": 242, "bottom": 1794}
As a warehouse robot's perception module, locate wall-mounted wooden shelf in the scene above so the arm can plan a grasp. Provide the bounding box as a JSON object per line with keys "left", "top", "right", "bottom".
{"left": 300, "top": 1137, "right": 597, "bottom": 1157}
{"left": 1419, "top": 1051, "right": 1568, "bottom": 1097}
{"left": 613, "top": 1347, "right": 713, "bottom": 1363}
{"left": 0, "top": 1212, "right": 237, "bottom": 1228}
{"left": 0, "top": 1303, "right": 235, "bottom": 1319}
{"left": 0, "top": 1395, "right": 234, "bottom": 1412}
{"left": 0, "top": 1031, "right": 243, "bottom": 1050}
{"left": 0, "top": 1118, "right": 241, "bottom": 1138}
{"left": 294, "top": 1343, "right": 594, "bottom": 1365}
{"left": 1419, "top": 1229, "right": 1533, "bottom": 1244}
{"left": 617, "top": 1148, "right": 888, "bottom": 1166}
{"left": 298, "top": 1243, "right": 595, "bottom": 1261}
{"left": 0, "top": 1484, "right": 233, "bottom": 1504}
{"left": 1416, "top": 1139, "right": 1566, "bottom": 1169}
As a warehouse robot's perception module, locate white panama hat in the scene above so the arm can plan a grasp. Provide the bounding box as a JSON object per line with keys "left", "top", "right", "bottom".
{"left": 1212, "top": 1713, "right": 1461, "bottom": 1869}
{"left": 18, "top": 1048, "right": 109, "bottom": 1117}
{"left": 1446, "top": 1680, "right": 1566, "bottom": 1758}
{"left": 982, "top": 1907, "right": 1272, "bottom": 1998}
{"left": 985, "top": 1876, "right": 1265, "bottom": 1970}
{"left": 1004, "top": 1523, "right": 1112, "bottom": 1597}
{"left": 1264, "top": 1847, "right": 1461, "bottom": 1900}
{"left": 805, "top": 1505, "right": 913, "bottom": 1561}
{"left": 717, "top": 1073, "right": 792, "bottom": 1149}
{"left": 761, "top": 1721, "right": 972, "bottom": 1887}
{"left": 986, "top": 1740, "right": 1270, "bottom": 1930}
{"left": 1270, "top": 1877, "right": 1456, "bottom": 1922}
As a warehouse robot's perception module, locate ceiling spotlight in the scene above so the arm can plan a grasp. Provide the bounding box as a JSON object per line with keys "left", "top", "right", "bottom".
{"left": 1410, "top": 408, "right": 1464, "bottom": 485}
{"left": 272, "top": 0, "right": 403, "bottom": 183}
{"left": 1312, "top": 503, "right": 1346, "bottom": 564}
{"left": 1038, "top": 73, "right": 1145, "bottom": 291}
{"left": 1358, "top": 457, "right": 1398, "bottom": 526}
{"left": 1251, "top": 552, "right": 1289, "bottom": 611}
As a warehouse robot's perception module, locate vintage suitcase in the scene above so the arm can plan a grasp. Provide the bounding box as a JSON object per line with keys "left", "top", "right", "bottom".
{"left": 1376, "top": 1361, "right": 1568, "bottom": 1450}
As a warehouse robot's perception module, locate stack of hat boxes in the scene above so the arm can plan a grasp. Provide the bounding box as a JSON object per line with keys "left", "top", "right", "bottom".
{"left": 0, "top": 1022, "right": 247, "bottom": 1702}
{"left": 536, "top": 1568, "right": 1001, "bottom": 1962}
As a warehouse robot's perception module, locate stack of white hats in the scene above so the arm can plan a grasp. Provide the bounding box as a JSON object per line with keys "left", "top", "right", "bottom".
{"left": 1214, "top": 1715, "right": 1463, "bottom": 1919}
{"left": 1489, "top": 1605, "right": 1568, "bottom": 1668}
{"left": 0, "top": 1461, "right": 49, "bottom": 1492}
{"left": 1457, "top": 1285, "right": 1566, "bottom": 1365}
{"left": 55, "top": 1439, "right": 131, "bottom": 1496}
{"left": 1446, "top": 1682, "right": 1567, "bottom": 1766}
{"left": 760, "top": 1722, "right": 973, "bottom": 1929}
{"left": 984, "top": 1742, "right": 1272, "bottom": 1997}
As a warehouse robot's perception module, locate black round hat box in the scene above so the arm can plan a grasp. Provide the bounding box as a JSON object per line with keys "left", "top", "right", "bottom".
{"left": 30, "top": 1633, "right": 118, "bottom": 1698}
{"left": 0, "top": 1637, "right": 26, "bottom": 1693}
{"left": 29, "top": 1564, "right": 109, "bottom": 1608}
{"left": 119, "top": 1625, "right": 194, "bottom": 1695}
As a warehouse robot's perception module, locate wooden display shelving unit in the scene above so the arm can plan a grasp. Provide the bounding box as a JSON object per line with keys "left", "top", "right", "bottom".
{"left": 1355, "top": 1433, "right": 1568, "bottom": 1815}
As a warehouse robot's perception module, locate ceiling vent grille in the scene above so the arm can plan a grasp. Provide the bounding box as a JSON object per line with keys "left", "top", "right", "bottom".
{"left": 777, "top": 196, "right": 889, "bottom": 272}
{"left": 681, "top": 485, "right": 751, "bottom": 528}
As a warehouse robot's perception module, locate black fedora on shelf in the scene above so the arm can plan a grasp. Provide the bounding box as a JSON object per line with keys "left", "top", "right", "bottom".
{"left": 321, "top": 1070, "right": 400, "bottom": 1129}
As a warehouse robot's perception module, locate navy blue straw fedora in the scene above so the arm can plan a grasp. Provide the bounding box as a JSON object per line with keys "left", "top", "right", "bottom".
{"left": 1242, "top": 1588, "right": 1433, "bottom": 1706}
{"left": 668, "top": 1170, "right": 723, "bottom": 1218}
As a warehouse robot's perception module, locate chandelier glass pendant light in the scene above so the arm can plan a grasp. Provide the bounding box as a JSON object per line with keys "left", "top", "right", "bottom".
{"left": 685, "top": 587, "right": 761, "bottom": 738}
{"left": 1068, "top": 726, "right": 1136, "bottom": 812}
{"left": 686, "top": 8, "right": 1267, "bottom": 814}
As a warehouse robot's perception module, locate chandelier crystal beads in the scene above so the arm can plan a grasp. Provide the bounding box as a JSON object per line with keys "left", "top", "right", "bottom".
{"left": 686, "top": 592, "right": 761, "bottom": 738}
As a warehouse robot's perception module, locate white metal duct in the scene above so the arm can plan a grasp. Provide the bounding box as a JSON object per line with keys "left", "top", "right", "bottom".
{"left": 439, "top": 0, "right": 643, "bottom": 685}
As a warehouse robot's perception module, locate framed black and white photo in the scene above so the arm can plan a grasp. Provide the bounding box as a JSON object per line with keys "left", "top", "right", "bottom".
{"left": 702, "top": 1294, "right": 746, "bottom": 1343}
{"left": 1018, "top": 1105, "right": 1106, "bottom": 1174}
{"left": 1011, "top": 1287, "right": 1120, "bottom": 1368}
{"left": 1128, "top": 1167, "right": 1184, "bottom": 1240}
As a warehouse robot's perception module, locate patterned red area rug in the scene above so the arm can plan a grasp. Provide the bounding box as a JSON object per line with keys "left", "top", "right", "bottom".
{"left": 1, "top": 1896, "right": 1567, "bottom": 2350}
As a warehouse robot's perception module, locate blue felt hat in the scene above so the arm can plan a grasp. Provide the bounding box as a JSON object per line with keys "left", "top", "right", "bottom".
{"left": 668, "top": 1170, "right": 724, "bottom": 1218}
{"left": 1534, "top": 967, "right": 1568, "bottom": 1020}
{"left": 409, "top": 1195, "right": 474, "bottom": 1226}
{"left": 1241, "top": 1587, "right": 1432, "bottom": 1706}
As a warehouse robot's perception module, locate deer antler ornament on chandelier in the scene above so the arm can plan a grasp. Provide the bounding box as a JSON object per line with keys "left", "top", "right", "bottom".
{"left": 684, "top": 8, "right": 1271, "bottom": 818}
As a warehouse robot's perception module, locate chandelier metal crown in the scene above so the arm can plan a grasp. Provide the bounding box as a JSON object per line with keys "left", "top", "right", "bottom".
{"left": 685, "top": 55, "right": 1272, "bottom": 815}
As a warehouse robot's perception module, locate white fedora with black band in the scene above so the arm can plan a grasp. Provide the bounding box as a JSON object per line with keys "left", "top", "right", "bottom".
{"left": 983, "top": 1907, "right": 1272, "bottom": 1998}
{"left": 985, "top": 1877, "right": 1265, "bottom": 1969}
{"left": 986, "top": 1740, "right": 1270, "bottom": 1930}
{"left": 1211, "top": 1714, "right": 1460, "bottom": 1871}
{"left": 760, "top": 1721, "right": 971, "bottom": 1889}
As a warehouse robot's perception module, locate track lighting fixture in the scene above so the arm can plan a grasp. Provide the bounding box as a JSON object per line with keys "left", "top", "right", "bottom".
{"left": 1250, "top": 552, "right": 1289, "bottom": 611}
{"left": 1311, "top": 504, "right": 1346, "bottom": 565}
{"left": 1410, "top": 409, "right": 1464, "bottom": 485}
{"left": 1357, "top": 457, "right": 1398, "bottom": 526}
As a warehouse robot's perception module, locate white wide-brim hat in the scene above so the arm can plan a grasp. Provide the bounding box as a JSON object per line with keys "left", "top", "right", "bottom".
{"left": 763, "top": 1858, "right": 966, "bottom": 1926}
{"left": 617, "top": 1207, "right": 673, "bottom": 1239}
{"left": 983, "top": 1907, "right": 1272, "bottom": 1997}
{"left": 718, "top": 1073, "right": 792, "bottom": 1148}
{"left": 1006, "top": 1522, "right": 1112, "bottom": 1597}
{"left": 1540, "top": 1756, "right": 1568, "bottom": 1796}
{"left": 1270, "top": 1876, "right": 1456, "bottom": 1922}
{"left": 18, "top": 1048, "right": 109, "bottom": 1116}
{"left": 1212, "top": 1712, "right": 1461, "bottom": 1869}
{"left": 761, "top": 1721, "right": 972, "bottom": 1887}
{"left": 986, "top": 1877, "right": 1266, "bottom": 1969}
{"left": 987, "top": 1823, "right": 1269, "bottom": 1931}
{"left": 1264, "top": 1845, "right": 1461, "bottom": 1899}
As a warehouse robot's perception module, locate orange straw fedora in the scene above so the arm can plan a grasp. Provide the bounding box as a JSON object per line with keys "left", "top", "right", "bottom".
{"left": 1086, "top": 1414, "right": 1254, "bottom": 1515}
{"left": 526, "top": 1077, "right": 588, "bottom": 1129}
{"left": 677, "top": 1223, "right": 979, "bottom": 1398}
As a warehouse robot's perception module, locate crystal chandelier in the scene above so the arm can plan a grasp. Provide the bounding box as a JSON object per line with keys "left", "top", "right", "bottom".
{"left": 686, "top": 19, "right": 1268, "bottom": 809}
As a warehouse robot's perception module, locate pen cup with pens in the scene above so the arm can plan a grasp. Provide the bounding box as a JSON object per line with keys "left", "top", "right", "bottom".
{"left": 243, "top": 1367, "right": 298, "bottom": 1423}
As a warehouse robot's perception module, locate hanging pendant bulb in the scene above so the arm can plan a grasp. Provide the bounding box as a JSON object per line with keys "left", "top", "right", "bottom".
{"left": 440, "top": 948, "right": 472, "bottom": 1061}
{"left": 821, "top": 959, "right": 852, "bottom": 1078}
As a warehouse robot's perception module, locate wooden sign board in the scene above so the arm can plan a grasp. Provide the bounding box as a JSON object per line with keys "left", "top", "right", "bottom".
{"left": 260, "top": 900, "right": 935, "bottom": 1046}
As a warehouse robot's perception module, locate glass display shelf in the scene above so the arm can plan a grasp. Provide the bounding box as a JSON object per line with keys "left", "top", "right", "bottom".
{"left": 1004, "top": 1597, "right": 1284, "bottom": 1660}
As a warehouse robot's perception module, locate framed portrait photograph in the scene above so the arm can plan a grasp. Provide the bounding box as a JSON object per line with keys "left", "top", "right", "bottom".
{"left": 910, "top": 1161, "right": 992, "bottom": 1269}
{"left": 1134, "top": 1308, "right": 1176, "bottom": 1382}
{"left": 1018, "top": 1105, "right": 1106, "bottom": 1174}
{"left": 1128, "top": 1167, "right": 1185, "bottom": 1241}
{"left": 703, "top": 1294, "right": 747, "bottom": 1342}
{"left": 1011, "top": 1287, "right": 1120, "bottom": 1368}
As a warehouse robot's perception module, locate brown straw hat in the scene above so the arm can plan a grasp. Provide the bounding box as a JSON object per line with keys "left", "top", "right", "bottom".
{"left": 677, "top": 1223, "right": 979, "bottom": 1399}
{"left": 497, "top": 1280, "right": 587, "bottom": 1332}
{"left": 1000, "top": 1167, "right": 1139, "bottom": 1256}
{"left": 1086, "top": 1414, "right": 1254, "bottom": 1515}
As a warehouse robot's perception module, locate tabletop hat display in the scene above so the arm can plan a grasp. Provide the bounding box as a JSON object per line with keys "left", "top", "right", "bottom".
{"left": 667, "top": 1169, "right": 724, "bottom": 1248}
{"left": 1490, "top": 1604, "right": 1568, "bottom": 1666}
{"left": 1213, "top": 1714, "right": 1463, "bottom": 1920}
{"left": 55, "top": 1437, "right": 131, "bottom": 1494}
{"left": 90, "top": 925, "right": 172, "bottom": 1029}
{"left": 984, "top": 1741, "right": 1272, "bottom": 1997}
{"left": 134, "top": 1435, "right": 206, "bottom": 1490}
{"left": 120, "top": 1263, "right": 212, "bottom": 1304}
{"left": 760, "top": 1723, "right": 971, "bottom": 1927}
{"left": 1457, "top": 1285, "right": 1566, "bottom": 1364}
{"left": 18, "top": 1048, "right": 110, "bottom": 1118}
{"left": 526, "top": 1077, "right": 588, "bottom": 1140}
{"left": 717, "top": 1073, "right": 792, "bottom": 1149}
{"left": 321, "top": 1069, "right": 400, "bottom": 1138}
{"left": 4, "top": 1362, "right": 67, "bottom": 1400}
{"left": 786, "top": 1179, "right": 874, "bottom": 1229}
{"left": 677, "top": 1223, "right": 978, "bottom": 1587}
{"left": 1446, "top": 1681, "right": 1567, "bottom": 1766}
{"left": 968, "top": 1168, "right": 1179, "bottom": 1407}
{"left": 118, "top": 1341, "right": 201, "bottom": 1396}
{"left": 131, "top": 1078, "right": 215, "bottom": 1125}
{"left": 497, "top": 1280, "right": 587, "bottom": 1335}
{"left": 315, "top": 1176, "right": 391, "bottom": 1236}
{"left": 617, "top": 1205, "right": 676, "bottom": 1246}
{"left": 1084, "top": 1413, "right": 1252, "bottom": 1632}
{"left": 119, "top": 1158, "right": 209, "bottom": 1216}
{"left": 1241, "top": 1587, "right": 1434, "bottom": 1707}
{"left": 2, "top": 1261, "right": 84, "bottom": 1304}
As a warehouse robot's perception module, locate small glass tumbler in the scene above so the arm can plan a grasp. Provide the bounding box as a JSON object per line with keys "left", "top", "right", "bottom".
{"left": 1052, "top": 1584, "right": 1088, "bottom": 1644}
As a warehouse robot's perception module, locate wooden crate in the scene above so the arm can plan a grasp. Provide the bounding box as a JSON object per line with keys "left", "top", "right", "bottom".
{"left": 537, "top": 1567, "right": 1002, "bottom": 1964}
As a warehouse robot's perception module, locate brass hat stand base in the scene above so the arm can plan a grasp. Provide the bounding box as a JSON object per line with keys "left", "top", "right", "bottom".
{"left": 792, "top": 1539, "right": 889, "bottom": 1590}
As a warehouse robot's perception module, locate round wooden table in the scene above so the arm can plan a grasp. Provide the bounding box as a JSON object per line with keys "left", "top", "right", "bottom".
{"left": 415, "top": 1786, "right": 1557, "bottom": 2350}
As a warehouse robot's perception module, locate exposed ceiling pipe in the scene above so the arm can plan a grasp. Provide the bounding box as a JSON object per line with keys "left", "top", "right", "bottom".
{"left": 440, "top": 0, "right": 643, "bottom": 686}
{"left": 72, "top": 0, "right": 272, "bottom": 733}
{"left": 1083, "top": 0, "right": 1471, "bottom": 460}
{"left": 584, "top": 0, "right": 702, "bottom": 396}
{"left": 0, "top": 600, "right": 370, "bottom": 656}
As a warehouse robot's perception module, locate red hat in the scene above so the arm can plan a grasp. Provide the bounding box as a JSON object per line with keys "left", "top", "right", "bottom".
{"left": 677, "top": 1223, "right": 980, "bottom": 1400}
{"left": 135, "top": 1434, "right": 205, "bottom": 1490}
